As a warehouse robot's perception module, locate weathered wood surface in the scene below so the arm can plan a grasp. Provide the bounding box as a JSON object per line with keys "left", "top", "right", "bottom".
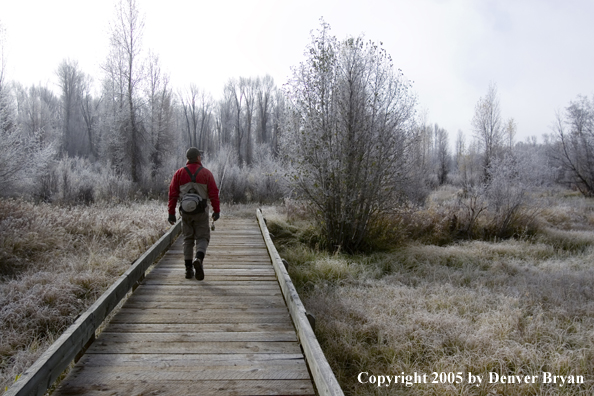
{"left": 4, "top": 220, "right": 182, "bottom": 396}
{"left": 52, "top": 217, "right": 316, "bottom": 396}
{"left": 257, "top": 210, "right": 344, "bottom": 396}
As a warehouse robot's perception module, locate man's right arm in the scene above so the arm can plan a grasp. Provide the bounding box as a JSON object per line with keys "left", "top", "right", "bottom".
{"left": 168, "top": 169, "right": 181, "bottom": 216}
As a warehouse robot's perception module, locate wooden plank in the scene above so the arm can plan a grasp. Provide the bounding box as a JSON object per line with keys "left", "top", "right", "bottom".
{"left": 131, "top": 288, "right": 282, "bottom": 297}
{"left": 157, "top": 264, "right": 274, "bottom": 270}
{"left": 144, "top": 270, "right": 276, "bottom": 278}
{"left": 95, "top": 331, "right": 298, "bottom": 343}
{"left": 257, "top": 209, "right": 344, "bottom": 396}
{"left": 73, "top": 353, "right": 308, "bottom": 366}
{"left": 156, "top": 263, "right": 275, "bottom": 269}
{"left": 124, "top": 293, "right": 285, "bottom": 302}
{"left": 3, "top": 221, "right": 183, "bottom": 396}
{"left": 134, "top": 281, "right": 281, "bottom": 290}
{"left": 149, "top": 268, "right": 276, "bottom": 274}
{"left": 120, "top": 303, "right": 286, "bottom": 311}
{"left": 136, "top": 279, "right": 281, "bottom": 286}
{"left": 103, "top": 322, "right": 296, "bottom": 333}
{"left": 53, "top": 379, "right": 315, "bottom": 396}
{"left": 113, "top": 307, "right": 292, "bottom": 317}
{"left": 86, "top": 340, "right": 303, "bottom": 355}
{"left": 121, "top": 299, "right": 287, "bottom": 310}
{"left": 57, "top": 365, "right": 311, "bottom": 381}
{"left": 109, "top": 313, "right": 293, "bottom": 324}
{"left": 167, "top": 245, "right": 266, "bottom": 252}
{"left": 141, "top": 277, "right": 278, "bottom": 284}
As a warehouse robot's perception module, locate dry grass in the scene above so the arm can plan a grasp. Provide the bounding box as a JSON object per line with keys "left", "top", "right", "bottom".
{"left": 269, "top": 191, "right": 594, "bottom": 395}
{"left": 0, "top": 198, "right": 169, "bottom": 392}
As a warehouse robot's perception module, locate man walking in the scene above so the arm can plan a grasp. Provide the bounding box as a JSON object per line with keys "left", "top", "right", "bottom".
{"left": 168, "top": 148, "right": 220, "bottom": 280}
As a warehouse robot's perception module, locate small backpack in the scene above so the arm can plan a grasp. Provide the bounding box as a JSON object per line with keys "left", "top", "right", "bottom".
{"left": 180, "top": 166, "right": 207, "bottom": 214}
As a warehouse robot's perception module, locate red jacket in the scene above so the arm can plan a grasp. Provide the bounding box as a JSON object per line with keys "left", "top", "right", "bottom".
{"left": 168, "top": 161, "right": 220, "bottom": 215}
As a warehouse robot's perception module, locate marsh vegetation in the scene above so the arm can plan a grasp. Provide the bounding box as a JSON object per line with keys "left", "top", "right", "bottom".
{"left": 266, "top": 190, "right": 594, "bottom": 395}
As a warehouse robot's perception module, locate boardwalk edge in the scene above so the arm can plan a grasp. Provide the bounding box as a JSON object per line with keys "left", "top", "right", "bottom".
{"left": 4, "top": 221, "right": 182, "bottom": 396}
{"left": 256, "top": 209, "right": 345, "bottom": 396}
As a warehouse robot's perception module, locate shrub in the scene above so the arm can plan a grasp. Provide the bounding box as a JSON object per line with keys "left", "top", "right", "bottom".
{"left": 29, "top": 157, "right": 136, "bottom": 205}
{"left": 207, "top": 144, "right": 286, "bottom": 204}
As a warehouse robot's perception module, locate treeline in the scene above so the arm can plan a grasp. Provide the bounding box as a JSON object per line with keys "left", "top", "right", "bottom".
{"left": 0, "top": 71, "right": 288, "bottom": 203}
{"left": 1, "top": 3, "right": 593, "bottom": 232}
{"left": 0, "top": 2, "right": 287, "bottom": 204}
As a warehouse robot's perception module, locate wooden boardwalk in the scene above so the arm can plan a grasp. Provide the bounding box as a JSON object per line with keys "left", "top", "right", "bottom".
{"left": 52, "top": 217, "right": 316, "bottom": 396}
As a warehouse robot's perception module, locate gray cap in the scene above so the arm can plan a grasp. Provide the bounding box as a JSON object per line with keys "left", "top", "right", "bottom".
{"left": 186, "top": 147, "right": 202, "bottom": 161}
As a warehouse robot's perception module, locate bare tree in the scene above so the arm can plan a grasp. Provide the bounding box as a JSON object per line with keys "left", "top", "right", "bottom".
{"left": 241, "top": 77, "right": 255, "bottom": 166}
{"left": 145, "top": 52, "right": 174, "bottom": 179}
{"left": 256, "top": 75, "right": 274, "bottom": 144}
{"left": 434, "top": 124, "right": 450, "bottom": 185}
{"left": 0, "top": 20, "right": 6, "bottom": 95}
{"left": 549, "top": 95, "right": 594, "bottom": 196}
{"left": 0, "top": 24, "right": 56, "bottom": 195}
{"left": 80, "top": 74, "right": 101, "bottom": 159}
{"left": 15, "top": 84, "right": 61, "bottom": 149}
{"left": 0, "top": 20, "right": 12, "bottom": 137}
{"left": 0, "top": 21, "right": 23, "bottom": 191}
{"left": 56, "top": 59, "right": 86, "bottom": 157}
{"left": 179, "top": 84, "right": 212, "bottom": 151}
{"left": 103, "top": 0, "right": 145, "bottom": 182}
{"left": 224, "top": 77, "right": 256, "bottom": 166}
{"left": 224, "top": 79, "right": 244, "bottom": 164}
{"left": 216, "top": 94, "right": 234, "bottom": 148}
{"left": 285, "top": 21, "right": 417, "bottom": 252}
{"left": 472, "top": 82, "right": 503, "bottom": 179}
{"left": 504, "top": 117, "right": 517, "bottom": 152}
{"left": 2, "top": 85, "right": 56, "bottom": 195}
{"left": 270, "top": 89, "right": 286, "bottom": 155}
{"left": 411, "top": 113, "right": 433, "bottom": 186}
{"left": 455, "top": 129, "right": 465, "bottom": 179}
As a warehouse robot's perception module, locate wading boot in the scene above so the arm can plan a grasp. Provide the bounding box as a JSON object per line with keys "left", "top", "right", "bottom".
{"left": 185, "top": 260, "right": 194, "bottom": 279}
{"left": 193, "top": 252, "right": 205, "bottom": 281}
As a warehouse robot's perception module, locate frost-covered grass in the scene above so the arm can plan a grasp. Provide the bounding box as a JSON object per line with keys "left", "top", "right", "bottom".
{"left": 267, "top": 191, "right": 594, "bottom": 396}
{"left": 0, "top": 198, "right": 169, "bottom": 392}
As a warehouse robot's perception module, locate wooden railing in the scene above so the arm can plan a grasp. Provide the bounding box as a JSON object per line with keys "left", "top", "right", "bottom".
{"left": 3, "top": 221, "right": 182, "bottom": 396}
{"left": 256, "top": 209, "right": 344, "bottom": 396}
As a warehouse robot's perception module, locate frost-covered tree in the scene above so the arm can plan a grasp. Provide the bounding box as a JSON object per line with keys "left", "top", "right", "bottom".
{"left": 80, "top": 74, "right": 101, "bottom": 159}
{"left": 56, "top": 58, "right": 88, "bottom": 157}
{"left": 0, "top": 23, "right": 55, "bottom": 195}
{"left": 472, "top": 83, "right": 504, "bottom": 179}
{"left": 179, "top": 84, "right": 213, "bottom": 151}
{"left": 102, "top": 0, "right": 145, "bottom": 182}
{"left": 224, "top": 77, "right": 256, "bottom": 166}
{"left": 549, "top": 95, "right": 594, "bottom": 196}
{"left": 284, "top": 21, "right": 417, "bottom": 252}
{"left": 434, "top": 124, "right": 450, "bottom": 185}
{"left": 145, "top": 52, "right": 175, "bottom": 180}
{"left": 0, "top": 62, "right": 23, "bottom": 190}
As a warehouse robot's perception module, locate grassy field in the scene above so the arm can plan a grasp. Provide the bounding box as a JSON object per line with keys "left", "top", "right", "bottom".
{"left": 0, "top": 198, "right": 170, "bottom": 393}
{"left": 1, "top": 194, "right": 592, "bottom": 395}
{"left": 266, "top": 191, "right": 594, "bottom": 396}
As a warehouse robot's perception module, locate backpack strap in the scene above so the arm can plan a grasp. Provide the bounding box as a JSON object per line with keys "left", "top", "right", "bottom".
{"left": 183, "top": 166, "right": 203, "bottom": 183}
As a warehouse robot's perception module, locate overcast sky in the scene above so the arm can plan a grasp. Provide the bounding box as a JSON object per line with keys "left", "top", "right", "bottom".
{"left": 2, "top": 0, "right": 593, "bottom": 143}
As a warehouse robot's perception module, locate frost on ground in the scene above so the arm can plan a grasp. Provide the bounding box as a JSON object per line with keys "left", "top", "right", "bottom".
{"left": 0, "top": 198, "right": 169, "bottom": 392}
{"left": 269, "top": 191, "right": 594, "bottom": 396}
